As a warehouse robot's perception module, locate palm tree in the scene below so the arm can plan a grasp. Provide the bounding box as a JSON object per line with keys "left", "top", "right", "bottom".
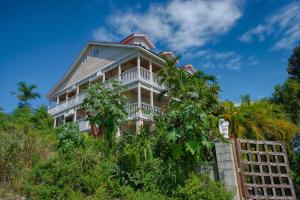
{"left": 12, "top": 81, "right": 40, "bottom": 107}
{"left": 222, "top": 97, "right": 299, "bottom": 144}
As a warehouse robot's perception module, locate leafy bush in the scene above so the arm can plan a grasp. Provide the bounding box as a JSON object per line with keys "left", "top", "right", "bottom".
{"left": 57, "top": 123, "right": 83, "bottom": 154}
{"left": 178, "top": 173, "right": 233, "bottom": 200}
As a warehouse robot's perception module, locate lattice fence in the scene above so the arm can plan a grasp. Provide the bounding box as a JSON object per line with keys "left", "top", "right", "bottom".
{"left": 235, "top": 139, "right": 296, "bottom": 200}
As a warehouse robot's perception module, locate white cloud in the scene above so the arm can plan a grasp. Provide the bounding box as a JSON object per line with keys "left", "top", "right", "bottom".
{"left": 187, "top": 50, "right": 243, "bottom": 70}
{"left": 186, "top": 50, "right": 260, "bottom": 70}
{"left": 92, "top": 27, "right": 118, "bottom": 41}
{"left": 93, "top": 0, "right": 242, "bottom": 52}
{"left": 240, "top": 2, "right": 300, "bottom": 50}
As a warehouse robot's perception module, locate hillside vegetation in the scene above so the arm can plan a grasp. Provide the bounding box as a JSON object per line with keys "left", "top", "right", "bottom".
{"left": 0, "top": 47, "right": 300, "bottom": 199}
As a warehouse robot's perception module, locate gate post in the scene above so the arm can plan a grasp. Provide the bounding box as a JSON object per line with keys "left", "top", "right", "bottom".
{"left": 215, "top": 139, "right": 242, "bottom": 200}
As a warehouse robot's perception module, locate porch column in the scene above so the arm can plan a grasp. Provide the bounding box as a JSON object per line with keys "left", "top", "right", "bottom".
{"left": 116, "top": 127, "right": 121, "bottom": 138}
{"left": 56, "top": 96, "right": 59, "bottom": 105}
{"left": 149, "top": 59, "right": 153, "bottom": 82}
{"left": 150, "top": 89, "right": 154, "bottom": 108}
{"left": 136, "top": 83, "right": 143, "bottom": 133}
{"left": 76, "top": 85, "right": 79, "bottom": 95}
{"left": 53, "top": 117, "right": 57, "bottom": 128}
{"left": 74, "top": 108, "right": 77, "bottom": 122}
{"left": 102, "top": 71, "right": 106, "bottom": 82}
{"left": 138, "top": 83, "right": 141, "bottom": 112}
{"left": 118, "top": 64, "right": 121, "bottom": 82}
{"left": 65, "top": 92, "right": 69, "bottom": 106}
{"left": 137, "top": 54, "right": 141, "bottom": 79}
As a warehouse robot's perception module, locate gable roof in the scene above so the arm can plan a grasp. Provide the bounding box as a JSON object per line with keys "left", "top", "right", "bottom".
{"left": 47, "top": 42, "right": 165, "bottom": 98}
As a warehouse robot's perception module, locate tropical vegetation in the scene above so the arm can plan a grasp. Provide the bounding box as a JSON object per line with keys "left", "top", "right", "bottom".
{"left": 0, "top": 45, "right": 299, "bottom": 199}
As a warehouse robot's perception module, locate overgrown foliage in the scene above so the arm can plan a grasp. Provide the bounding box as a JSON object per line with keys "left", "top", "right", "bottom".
{"left": 83, "top": 81, "right": 127, "bottom": 143}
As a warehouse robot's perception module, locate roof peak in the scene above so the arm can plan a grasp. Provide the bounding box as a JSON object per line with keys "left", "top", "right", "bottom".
{"left": 120, "top": 33, "right": 155, "bottom": 50}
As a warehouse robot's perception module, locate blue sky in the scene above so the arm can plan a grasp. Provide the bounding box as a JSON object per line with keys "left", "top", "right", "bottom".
{"left": 0, "top": 0, "right": 299, "bottom": 112}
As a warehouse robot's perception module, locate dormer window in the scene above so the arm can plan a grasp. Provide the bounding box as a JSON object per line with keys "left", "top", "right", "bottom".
{"left": 82, "top": 55, "right": 87, "bottom": 64}
{"left": 93, "top": 49, "right": 99, "bottom": 57}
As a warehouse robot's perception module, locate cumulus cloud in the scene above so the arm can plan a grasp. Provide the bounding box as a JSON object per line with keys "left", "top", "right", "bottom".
{"left": 240, "top": 2, "right": 300, "bottom": 50}
{"left": 93, "top": 0, "right": 242, "bottom": 52}
{"left": 92, "top": 27, "right": 118, "bottom": 41}
{"left": 186, "top": 50, "right": 259, "bottom": 70}
{"left": 186, "top": 50, "right": 243, "bottom": 70}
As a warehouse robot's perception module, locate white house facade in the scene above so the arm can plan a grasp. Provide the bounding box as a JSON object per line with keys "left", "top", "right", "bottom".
{"left": 47, "top": 33, "right": 194, "bottom": 133}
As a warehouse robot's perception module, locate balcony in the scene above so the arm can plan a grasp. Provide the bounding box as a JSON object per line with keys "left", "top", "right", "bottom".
{"left": 48, "top": 92, "right": 85, "bottom": 115}
{"left": 74, "top": 102, "right": 160, "bottom": 131}
{"left": 125, "top": 102, "right": 160, "bottom": 120}
{"left": 105, "top": 67, "right": 164, "bottom": 89}
{"left": 49, "top": 67, "right": 164, "bottom": 116}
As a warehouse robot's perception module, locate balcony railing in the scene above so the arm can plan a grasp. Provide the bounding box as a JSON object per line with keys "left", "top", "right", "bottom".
{"left": 49, "top": 93, "right": 85, "bottom": 115}
{"left": 125, "top": 102, "right": 160, "bottom": 119}
{"left": 49, "top": 67, "right": 163, "bottom": 115}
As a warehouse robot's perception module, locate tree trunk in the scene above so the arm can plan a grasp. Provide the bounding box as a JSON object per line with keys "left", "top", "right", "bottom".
{"left": 98, "top": 125, "right": 104, "bottom": 138}
{"left": 86, "top": 112, "right": 98, "bottom": 137}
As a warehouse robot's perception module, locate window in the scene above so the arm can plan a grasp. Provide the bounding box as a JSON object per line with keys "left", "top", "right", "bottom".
{"left": 76, "top": 108, "right": 86, "bottom": 121}
{"left": 82, "top": 55, "right": 87, "bottom": 64}
{"left": 93, "top": 48, "right": 99, "bottom": 57}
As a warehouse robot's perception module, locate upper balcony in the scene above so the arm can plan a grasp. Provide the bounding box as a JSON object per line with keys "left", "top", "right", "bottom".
{"left": 48, "top": 68, "right": 164, "bottom": 116}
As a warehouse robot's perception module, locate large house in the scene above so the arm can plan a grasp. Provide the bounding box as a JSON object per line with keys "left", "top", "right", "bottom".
{"left": 47, "top": 33, "right": 194, "bottom": 133}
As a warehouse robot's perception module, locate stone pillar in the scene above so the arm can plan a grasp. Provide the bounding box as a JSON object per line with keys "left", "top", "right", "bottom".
{"left": 215, "top": 140, "right": 241, "bottom": 200}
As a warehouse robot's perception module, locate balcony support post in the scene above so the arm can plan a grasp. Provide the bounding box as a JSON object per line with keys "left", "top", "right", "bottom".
{"left": 137, "top": 54, "right": 141, "bottom": 79}
{"left": 138, "top": 83, "right": 141, "bottom": 113}
{"left": 74, "top": 108, "right": 77, "bottom": 122}
{"left": 56, "top": 96, "right": 59, "bottom": 105}
{"left": 150, "top": 89, "right": 154, "bottom": 108}
{"left": 102, "top": 71, "right": 105, "bottom": 82}
{"left": 118, "top": 64, "right": 121, "bottom": 82}
{"left": 149, "top": 59, "right": 153, "bottom": 82}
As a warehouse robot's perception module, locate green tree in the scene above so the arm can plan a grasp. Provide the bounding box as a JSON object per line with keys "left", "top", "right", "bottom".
{"left": 288, "top": 45, "right": 300, "bottom": 80}
{"left": 222, "top": 97, "right": 298, "bottom": 143}
{"left": 153, "top": 56, "right": 222, "bottom": 188}
{"left": 272, "top": 79, "right": 300, "bottom": 125}
{"left": 12, "top": 81, "right": 40, "bottom": 107}
{"left": 83, "top": 81, "right": 127, "bottom": 143}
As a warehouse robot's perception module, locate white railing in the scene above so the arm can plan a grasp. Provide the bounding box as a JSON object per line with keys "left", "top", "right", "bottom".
{"left": 48, "top": 93, "right": 85, "bottom": 115}
{"left": 121, "top": 67, "right": 138, "bottom": 84}
{"left": 49, "top": 67, "right": 163, "bottom": 116}
{"left": 125, "top": 102, "right": 160, "bottom": 119}
{"left": 125, "top": 103, "right": 139, "bottom": 116}
{"left": 140, "top": 67, "right": 151, "bottom": 81}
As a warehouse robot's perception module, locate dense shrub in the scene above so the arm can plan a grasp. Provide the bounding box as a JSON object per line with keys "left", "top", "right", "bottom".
{"left": 178, "top": 173, "right": 233, "bottom": 200}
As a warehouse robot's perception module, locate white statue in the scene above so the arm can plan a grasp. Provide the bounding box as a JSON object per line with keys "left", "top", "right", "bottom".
{"left": 219, "top": 119, "right": 229, "bottom": 139}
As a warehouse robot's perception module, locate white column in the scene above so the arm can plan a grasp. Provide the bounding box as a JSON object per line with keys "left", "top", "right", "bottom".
{"left": 74, "top": 108, "right": 77, "bottom": 122}
{"left": 53, "top": 117, "right": 57, "bottom": 128}
{"left": 150, "top": 89, "right": 154, "bottom": 108}
{"left": 118, "top": 64, "right": 121, "bottom": 82}
{"left": 149, "top": 59, "right": 153, "bottom": 82}
{"left": 102, "top": 71, "right": 106, "bottom": 82}
{"left": 56, "top": 96, "right": 59, "bottom": 105}
{"left": 76, "top": 85, "right": 79, "bottom": 95}
{"left": 116, "top": 127, "right": 121, "bottom": 138}
{"left": 137, "top": 54, "right": 141, "bottom": 79}
{"left": 138, "top": 83, "right": 141, "bottom": 112}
